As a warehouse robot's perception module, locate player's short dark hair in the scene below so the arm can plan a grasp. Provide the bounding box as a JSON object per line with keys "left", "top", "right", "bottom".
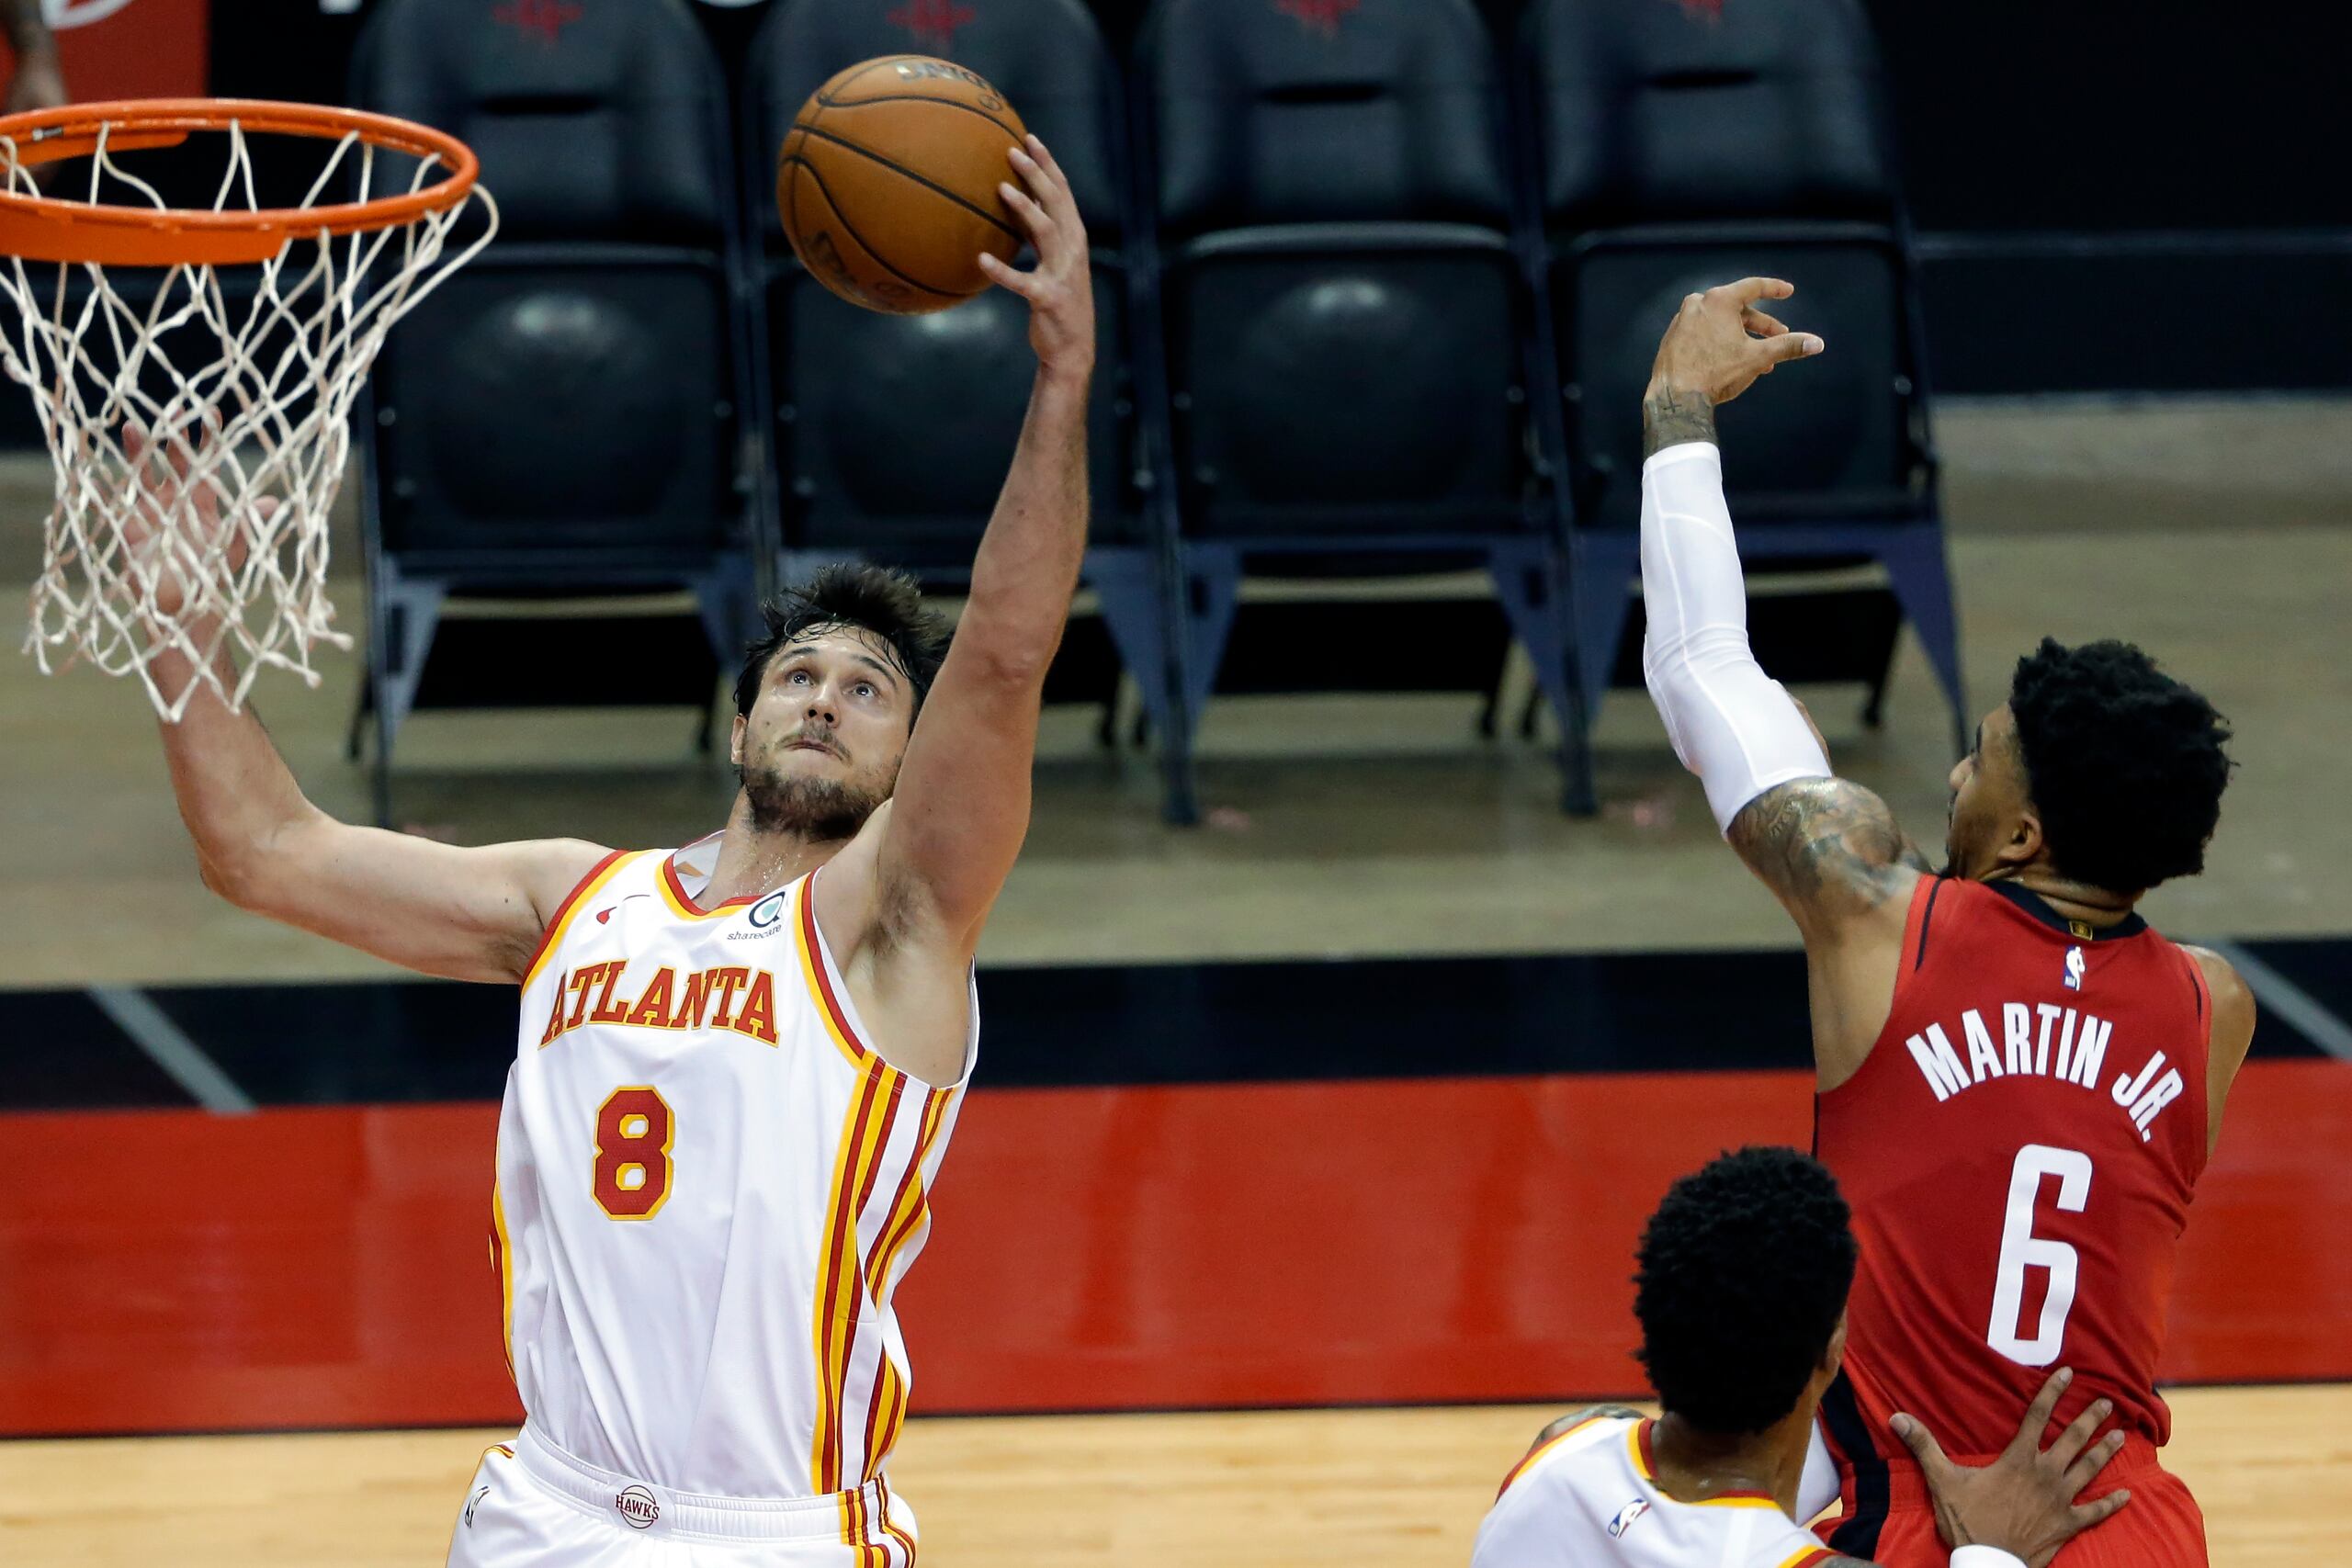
{"left": 733, "top": 563, "right": 950, "bottom": 723}
{"left": 2007, "top": 637, "right": 2233, "bottom": 894}
{"left": 1634, "top": 1146, "right": 1856, "bottom": 1436}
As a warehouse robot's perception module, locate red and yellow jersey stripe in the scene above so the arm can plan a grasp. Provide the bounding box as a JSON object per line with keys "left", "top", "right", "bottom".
{"left": 489, "top": 1179, "right": 516, "bottom": 1384}
{"left": 655, "top": 851, "right": 764, "bottom": 920}
{"left": 797, "top": 874, "right": 873, "bottom": 1071}
{"left": 1497, "top": 1412, "right": 1620, "bottom": 1499}
{"left": 520, "top": 849, "right": 639, "bottom": 989}
{"left": 854, "top": 1086, "right": 950, "bottom": 1482}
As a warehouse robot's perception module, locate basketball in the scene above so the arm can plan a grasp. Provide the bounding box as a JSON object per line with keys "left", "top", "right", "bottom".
{"left": 778, "top": 56, "right": 1030, "bottom": 315}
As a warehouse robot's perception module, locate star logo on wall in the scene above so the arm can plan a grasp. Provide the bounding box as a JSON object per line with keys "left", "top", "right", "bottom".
{"left": 1276, "top": 0, "right": 1362, "bottom": 38}
{"left": 493, "top": 0, "right": 583, "bottom": 47}
{"left": 888, "top": 0, "right": 978, "bottom": 51}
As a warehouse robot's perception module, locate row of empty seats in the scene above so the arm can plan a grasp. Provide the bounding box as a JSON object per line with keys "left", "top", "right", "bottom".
{"left": 347, "top": 0, "right": 1962, "bottom": 823}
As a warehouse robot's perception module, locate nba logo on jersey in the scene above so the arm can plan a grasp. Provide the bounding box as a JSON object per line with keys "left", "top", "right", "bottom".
{"left": 2064, "top": 945, "right": 2086, "bottom": 991}
{"left": 1606, "top": 1497, "right": 1651, "bottom": 1538}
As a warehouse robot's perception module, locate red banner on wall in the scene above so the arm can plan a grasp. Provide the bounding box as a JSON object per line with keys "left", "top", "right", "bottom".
{"left": 2, "top": 0, "right": 209, "bottom": 105}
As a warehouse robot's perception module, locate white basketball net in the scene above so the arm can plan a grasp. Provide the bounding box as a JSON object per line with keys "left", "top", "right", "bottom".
{"left": 0, "top": 117, "right": 495, "bottom": 719}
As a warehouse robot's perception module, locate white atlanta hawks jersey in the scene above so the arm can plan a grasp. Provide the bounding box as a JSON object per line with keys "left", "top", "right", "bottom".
{"left": 491, "top": 838, "right": 974, "bottom": 1514}
{"left": 1473, "top": 1415, "right": 1835, "bottom": 1568}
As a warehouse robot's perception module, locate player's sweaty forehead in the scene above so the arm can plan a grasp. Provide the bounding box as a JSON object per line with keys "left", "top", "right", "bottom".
{"left": 770, "top": 625, "right": 911, "bottom": 694}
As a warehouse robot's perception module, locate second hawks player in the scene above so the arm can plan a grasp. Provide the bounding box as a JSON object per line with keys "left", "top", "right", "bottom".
{"left": 1633, "top": 280, "right": 2250, "bottom": 1567}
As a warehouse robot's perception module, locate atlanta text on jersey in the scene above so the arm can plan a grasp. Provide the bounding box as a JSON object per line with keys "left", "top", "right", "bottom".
{"left": 537, "top": 961, "right": 783, "bottom": 1048}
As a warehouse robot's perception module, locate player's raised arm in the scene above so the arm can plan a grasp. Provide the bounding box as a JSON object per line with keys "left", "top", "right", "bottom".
{"left": 2, "top": 0, "right": 67, "bottom": 114}
{"left": 129, "top": 426, "right": 608, "bottom": 984}
{"left": 1636, "top": 280, "right": 1932, "bottom": 943}
{"left": 867, "top": 135, "right": 1094, "bottom": 951}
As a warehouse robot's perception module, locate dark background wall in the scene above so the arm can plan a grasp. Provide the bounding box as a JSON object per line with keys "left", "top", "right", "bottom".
{"left": 208, "top": 0, "right": 2352, "bottom": 393}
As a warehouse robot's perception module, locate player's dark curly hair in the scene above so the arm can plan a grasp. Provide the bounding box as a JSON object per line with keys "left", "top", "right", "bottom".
{"left": 2007, "top": 637, "right": 2233, "bottom": 894}
{"left": 1634, "top": 1146, "right": 1856, "bottom": 1436}
{"left": 733, "top": 563, "right": 950, "bottom": 722}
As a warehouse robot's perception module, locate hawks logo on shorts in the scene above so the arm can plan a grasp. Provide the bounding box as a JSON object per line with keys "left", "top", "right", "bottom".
{"left": 614, "top": 1486, "right": 659, "bottom": 1529}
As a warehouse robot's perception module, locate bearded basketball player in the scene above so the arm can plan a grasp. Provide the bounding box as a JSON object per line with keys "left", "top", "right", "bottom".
{"left": 132, "top": 136, "right": 1091, "bottom": 1565}
{"left": 1633, "top": 279, "right": 2250, "bottom": 1568}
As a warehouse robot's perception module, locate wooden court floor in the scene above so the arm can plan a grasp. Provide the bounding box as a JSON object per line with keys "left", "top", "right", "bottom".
{"left": 1, "top": 1385, "right": 2344, "bottom": 1567}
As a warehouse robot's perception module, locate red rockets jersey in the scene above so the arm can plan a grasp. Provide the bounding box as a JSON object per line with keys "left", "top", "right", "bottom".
{"left": 1815, "top": 876, "right": 2211, "bottom": 1468}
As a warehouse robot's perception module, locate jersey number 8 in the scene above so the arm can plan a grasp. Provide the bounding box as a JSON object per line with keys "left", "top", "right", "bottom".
{"left": 594, "top": 1086, "right": 675, "bottom": 1220}
{"left": 1985, "top": 1143, "right": 2092, "bottom": 1365}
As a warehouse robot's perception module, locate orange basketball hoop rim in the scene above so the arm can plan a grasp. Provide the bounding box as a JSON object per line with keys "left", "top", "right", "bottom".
{"left": 0, "top": 98, "right": 481, "bottom": 267}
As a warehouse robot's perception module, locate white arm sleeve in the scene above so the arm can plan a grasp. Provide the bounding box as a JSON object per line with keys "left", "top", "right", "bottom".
{"left": 1639, "top": 441, "right": 1832, "bottom": 834}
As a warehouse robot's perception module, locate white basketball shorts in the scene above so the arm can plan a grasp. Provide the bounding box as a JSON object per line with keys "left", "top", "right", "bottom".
{"left": 447, "top": 1425, "right": 922, "bottom": 1567}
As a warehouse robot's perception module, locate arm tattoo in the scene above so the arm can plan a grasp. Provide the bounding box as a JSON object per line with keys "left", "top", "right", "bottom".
{"left": 1642, "top": 384, "right": 1717, "bottom": 458}
{"left": 1727, "top": 777, "right": 1932, "bottom": 916}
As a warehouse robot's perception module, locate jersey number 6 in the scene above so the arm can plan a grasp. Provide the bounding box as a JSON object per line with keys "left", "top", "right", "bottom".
{"left": 594, "top": 1086, "right": 674, "bottom": 1220}
{"left": 1985, "top": 1143, "right": 2092, "bottom": 1365}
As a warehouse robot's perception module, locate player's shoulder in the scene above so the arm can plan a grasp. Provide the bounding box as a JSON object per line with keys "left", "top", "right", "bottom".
{"left": 2174, "top": 942, "right": 2252, "bottom": 1010}
{"left": 1495, "top": 1405, "right": 1643, "bottom": 1499}
{"left": 1476, "top": 1411, "right": 1642, "bottom": 1568}
{"left": 524, "top": 839, "right": 634, "bottom": 912}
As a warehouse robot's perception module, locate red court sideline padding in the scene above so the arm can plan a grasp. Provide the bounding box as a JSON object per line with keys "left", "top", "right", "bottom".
{"left": 3, "top": 1063, "right": 2347, "bottom": 1437}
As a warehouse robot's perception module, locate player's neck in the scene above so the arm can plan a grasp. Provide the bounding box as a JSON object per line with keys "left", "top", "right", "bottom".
{"left": 701, "top": 803, "right": 851, "bottom": 905}
{"left": 1647, "top": 1407, "right": 1811, "bottom": 1517}
{"left": 1982, "top": 865, "right": 2140, "bottom": 928}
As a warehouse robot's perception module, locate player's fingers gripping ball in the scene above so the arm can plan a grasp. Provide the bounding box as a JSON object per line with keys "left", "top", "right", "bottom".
{"left": 778, "top": 55, "right": 1029, "bottom": 315}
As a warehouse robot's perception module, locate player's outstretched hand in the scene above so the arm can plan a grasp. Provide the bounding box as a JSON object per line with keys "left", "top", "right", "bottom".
{"left": 978, "top": 134, "right": 1094, "bottom": 383}
{"left": 1646, "top": 277, "right": 1823, "bottom": 409}
{"left": 6, "top": 50, "right": 68, "bottom": 117}
{"left": 1893, "top": 1366, "right": 2132, "bottom": 1568}
{"left": 119, "top": 418, "right": 262, "bottom": 627}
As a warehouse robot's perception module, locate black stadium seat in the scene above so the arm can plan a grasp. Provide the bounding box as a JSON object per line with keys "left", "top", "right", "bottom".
{"left": 1136, "top": 0, "right": 1584, "bottom": 820}
{"left": 1528, "top": 0, "right": 1965, "bottom": 773}
{"left": 742, "top": 0, "right": 1137, "bottom": 571}
{"left": 1145, "top": 0, "right": 1521, "bottom": 533}
{"left": 349, "top": 0, "right": 759, "bottom": 821}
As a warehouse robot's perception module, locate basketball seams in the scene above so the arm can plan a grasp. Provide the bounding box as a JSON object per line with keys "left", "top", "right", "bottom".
{"left": 811, "top": 56, "right": 924, "bottom": 108}
{"left": 814, "top": 93, "right": 1026, "bottom": 144}
{"left": 776, "top": 141, "right": 803, "bottom": 237}
{"left": 790, "top": 155, "right": 969, "bottom": 304}
{"left": 788, "top": 121, "right": 1022, "bottom": 242}
{"left": 782, "top": 54, "right": 1020, "bottom": 311}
